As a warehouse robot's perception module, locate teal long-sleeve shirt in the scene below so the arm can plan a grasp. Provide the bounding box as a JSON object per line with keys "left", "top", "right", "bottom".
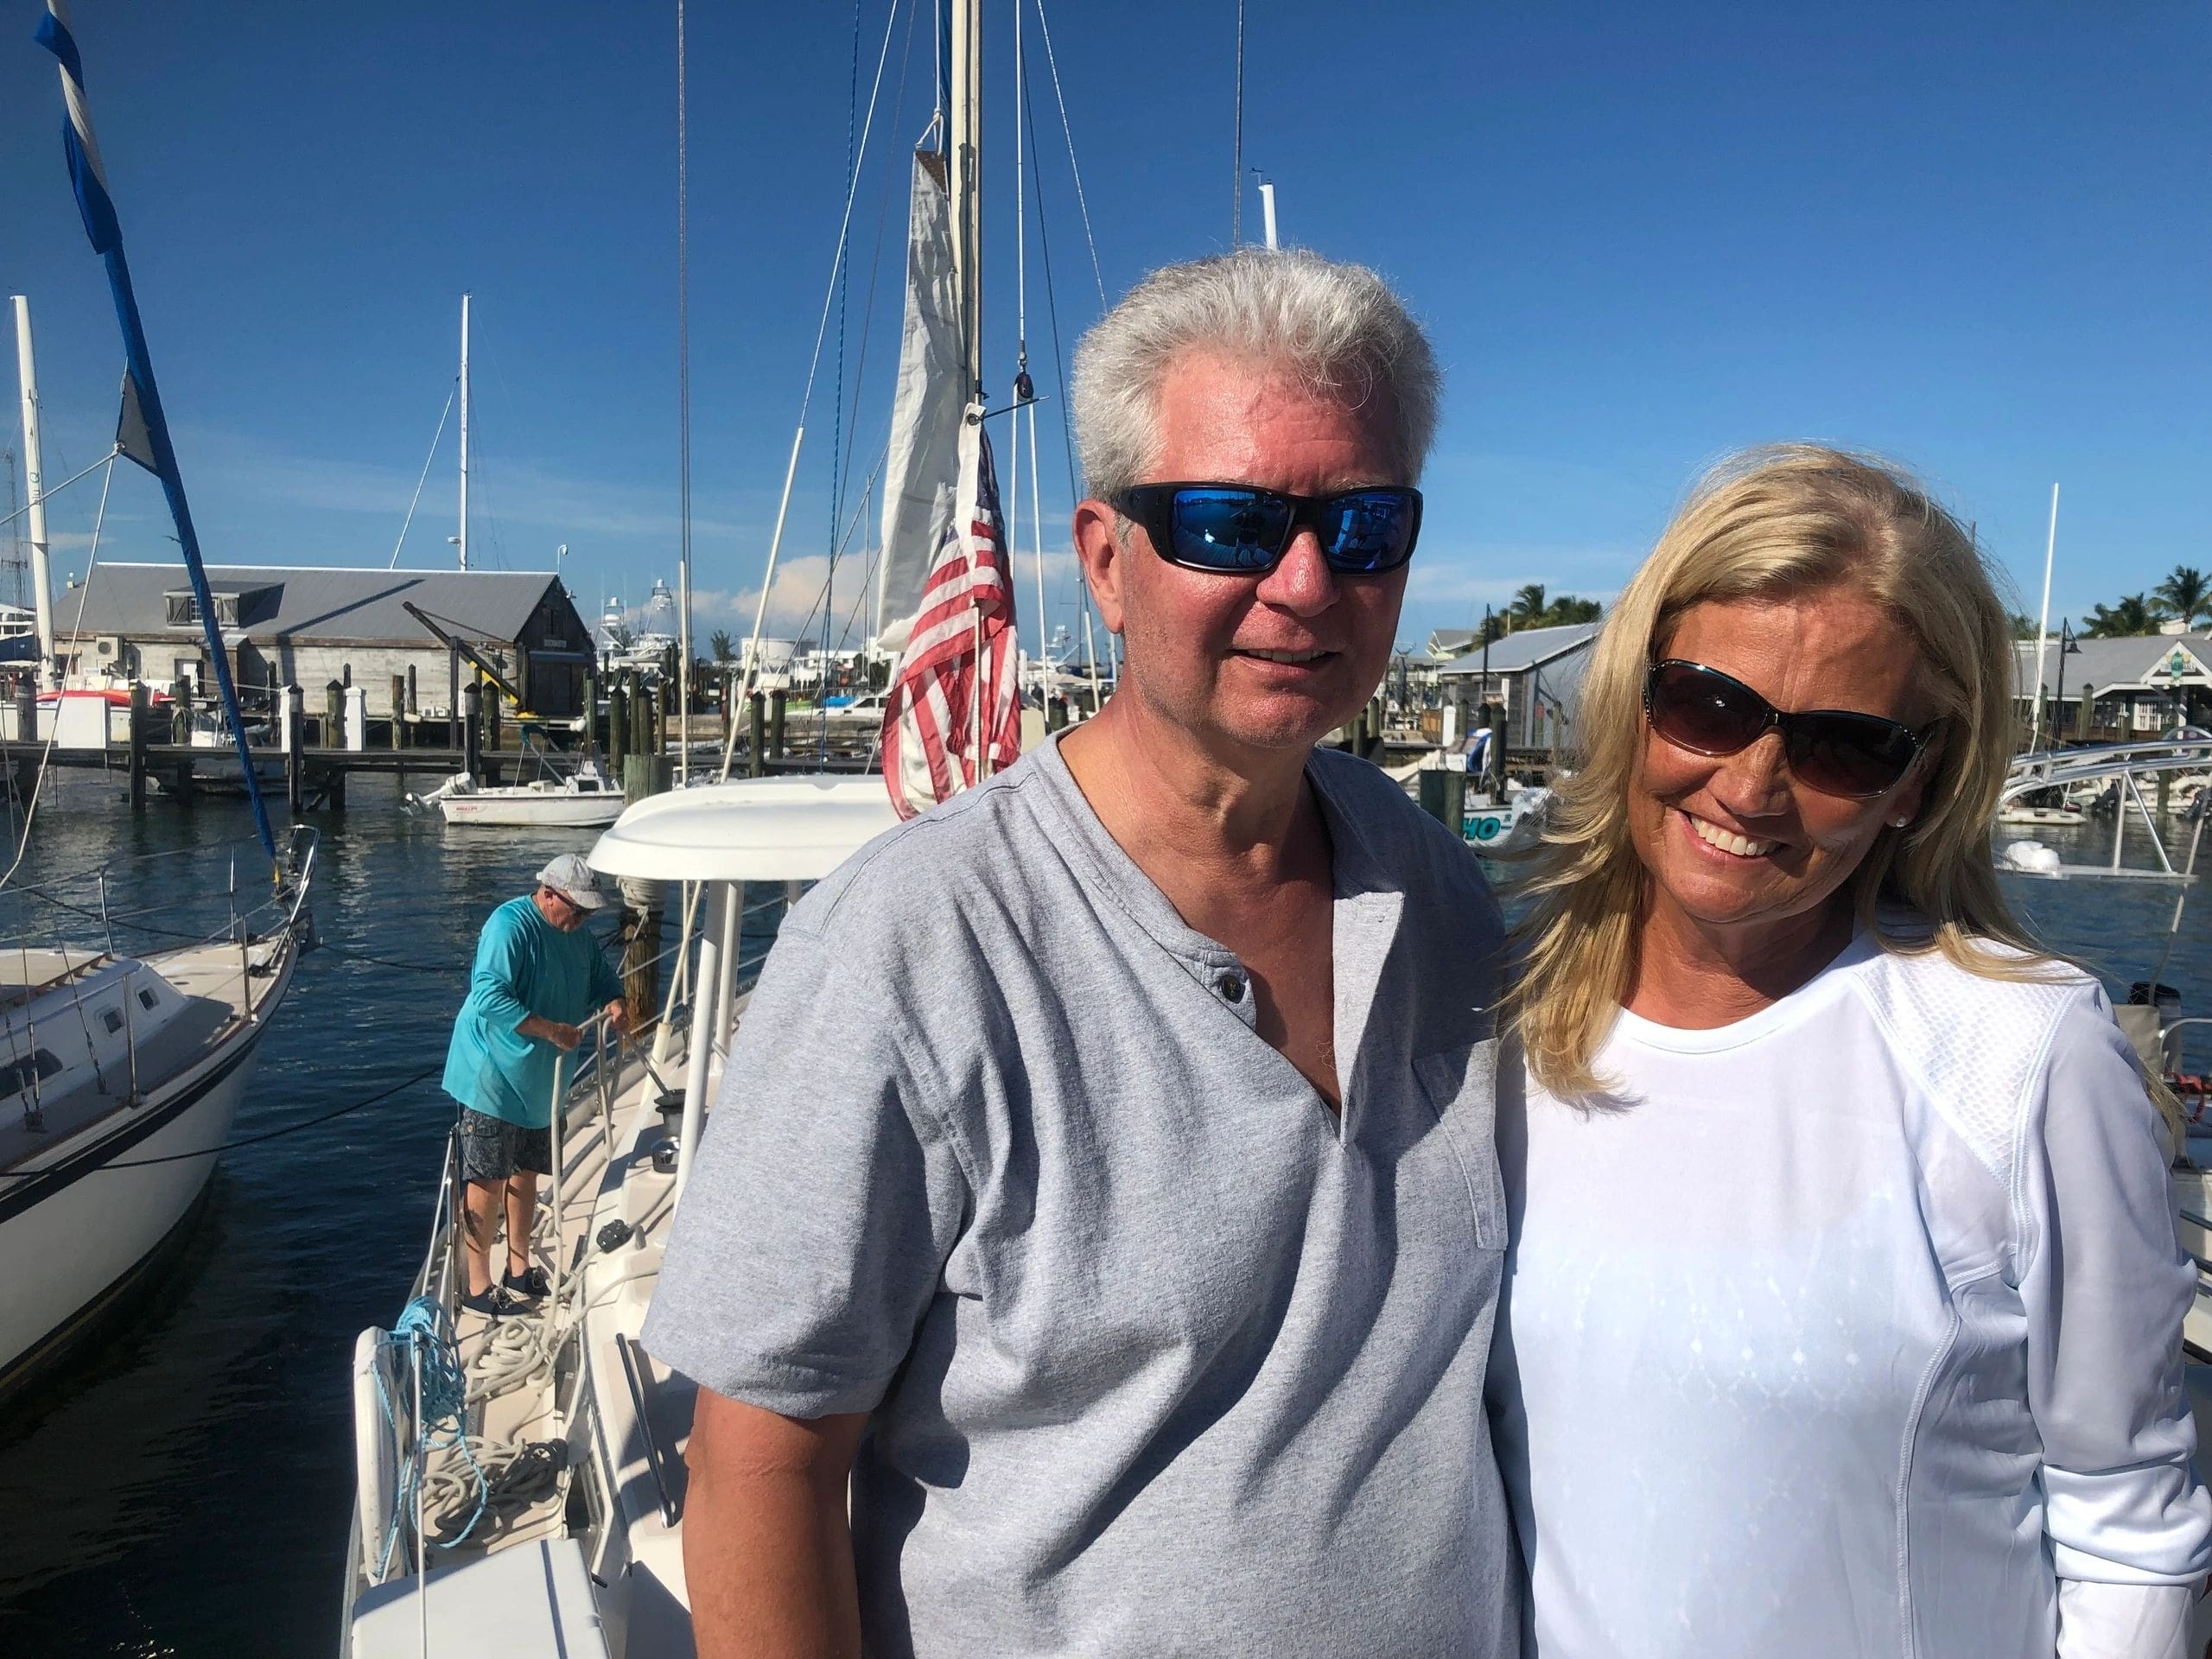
{"left": 442, "top": 895, "right": 626, "bottom": 1128}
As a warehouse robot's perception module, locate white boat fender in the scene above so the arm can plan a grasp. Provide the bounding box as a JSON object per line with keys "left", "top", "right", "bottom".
{"left": 1997, "top": 839, "right": 2063, "bottom": 875}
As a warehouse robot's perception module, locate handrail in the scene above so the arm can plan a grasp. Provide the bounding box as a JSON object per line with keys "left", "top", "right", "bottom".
{"left": 0, "top": 825, "right": 318, "bottom": 968}
{"left": 615, "top": 1332, "right": 683, "bottom": 1528}
{"left": 2003, "top": 739, "right": 2212, "bottom": 804}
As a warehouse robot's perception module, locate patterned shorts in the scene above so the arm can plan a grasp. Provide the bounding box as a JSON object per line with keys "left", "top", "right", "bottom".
{"left": 458, "top": 1108, "right": 551, "bottom": 1183}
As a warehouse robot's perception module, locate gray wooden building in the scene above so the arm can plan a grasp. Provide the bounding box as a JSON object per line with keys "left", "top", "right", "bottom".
{"left": 1435, "top": 620, "right": 1600, "bottom": 751}
{"left": 57, "top": 565, "right": 594, "bottom": 718}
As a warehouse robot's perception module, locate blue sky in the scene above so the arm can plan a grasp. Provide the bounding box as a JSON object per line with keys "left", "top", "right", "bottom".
{"left": 1, "top": 2, "right": 2205, "bottom": 660}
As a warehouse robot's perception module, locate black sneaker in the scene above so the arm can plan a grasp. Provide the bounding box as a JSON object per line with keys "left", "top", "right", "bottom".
{"left": 502, "top": 1265, "right": 552, "bottom": 1301}
{"left": 459, "top": 1286, "right": 503, "bottom": 1319}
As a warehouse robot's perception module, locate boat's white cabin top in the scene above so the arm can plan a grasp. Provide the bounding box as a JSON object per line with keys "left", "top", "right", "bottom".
{"left": 588, "top": 773, "right": 898, "bottom": 884}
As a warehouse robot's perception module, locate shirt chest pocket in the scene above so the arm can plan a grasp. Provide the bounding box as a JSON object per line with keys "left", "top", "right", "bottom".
{"left": 1414, "top": 1039, "right": 1507, "bottom": 1250}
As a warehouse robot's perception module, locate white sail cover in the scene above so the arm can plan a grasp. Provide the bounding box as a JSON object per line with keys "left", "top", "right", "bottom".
{"left": 874, "top": 149, "right": 966, "bottom": 654}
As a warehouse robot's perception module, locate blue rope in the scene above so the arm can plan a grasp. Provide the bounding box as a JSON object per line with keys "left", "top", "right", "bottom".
{"left": 373, "top": 1294, "right": 490, "bottom": 1580}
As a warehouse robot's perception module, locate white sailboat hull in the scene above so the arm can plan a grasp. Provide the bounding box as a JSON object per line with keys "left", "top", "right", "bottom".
{"left": 0, "top": 948, "right": 294, "bottom": 1389}
{"left": 440, "top": 792, "right": 626, "bottom": 828}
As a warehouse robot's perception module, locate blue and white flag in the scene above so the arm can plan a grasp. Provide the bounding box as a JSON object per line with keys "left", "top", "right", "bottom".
{"left": 35, "top": 0, "right": 276, "bottom": 859}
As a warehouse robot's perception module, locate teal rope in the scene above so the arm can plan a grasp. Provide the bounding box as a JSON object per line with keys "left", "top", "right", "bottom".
{"left": 374, "top": 1294, "right": 490, "bottom": 1580}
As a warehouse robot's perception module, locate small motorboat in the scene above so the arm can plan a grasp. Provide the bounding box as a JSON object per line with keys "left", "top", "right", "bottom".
{"left": 414, "top": 760, "right": 625, "bottom": 829}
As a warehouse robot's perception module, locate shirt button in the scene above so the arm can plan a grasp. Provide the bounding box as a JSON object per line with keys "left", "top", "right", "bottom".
{"left": 1217, "top": 972, "right": 1246, "bottom": 1002}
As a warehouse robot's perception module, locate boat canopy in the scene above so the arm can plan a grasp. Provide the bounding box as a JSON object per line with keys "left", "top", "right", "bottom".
{"left": 587, "top": 775, "right": 898, "bottom": 883}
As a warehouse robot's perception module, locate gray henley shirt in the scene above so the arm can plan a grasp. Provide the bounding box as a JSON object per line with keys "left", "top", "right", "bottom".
{"left": 643, "top": 732, "right": 1516, "bottom": 1656}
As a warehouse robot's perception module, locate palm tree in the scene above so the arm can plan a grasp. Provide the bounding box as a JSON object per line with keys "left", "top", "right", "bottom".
{"left": 1542, "top": 595, "right": 1602, "bottom": 626}
{"left": 709, "top": 628, "right": 736, "bottom": 663}
{"left": 2157, "top": 567, "right": 2211, "bottom": 630}
{"left": 1509, "top": 583, "right": 1548, "bottom": 630}
{"left": 2082, "top": 594, "right": 2158, "bottom": 638}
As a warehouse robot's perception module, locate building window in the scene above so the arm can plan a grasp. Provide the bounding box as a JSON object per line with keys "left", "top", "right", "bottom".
{"left": 167, "top": 591, "right": 240, "bottom": 627}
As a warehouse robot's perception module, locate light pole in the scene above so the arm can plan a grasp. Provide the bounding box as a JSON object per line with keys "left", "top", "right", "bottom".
{"left": 2051, "top": 620, "right": 2078, "bottom": 745}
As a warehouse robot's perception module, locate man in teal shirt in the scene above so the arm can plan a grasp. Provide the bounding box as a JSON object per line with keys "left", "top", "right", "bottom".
{"left": 442, "top": 853, "right": 628, "bottom": 1315}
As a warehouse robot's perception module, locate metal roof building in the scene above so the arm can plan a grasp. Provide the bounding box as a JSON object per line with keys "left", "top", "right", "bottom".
{"left": 55, "top": 564, "right": 594, "bottom": 718}
{"left": 2012, "top": 630, "right": 2212, "bottom": 739}
{"left": 1435, "top": 621, "right": 1600, "bottom": 752}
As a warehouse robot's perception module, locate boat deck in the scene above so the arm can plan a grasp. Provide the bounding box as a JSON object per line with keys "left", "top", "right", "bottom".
{"left": 0, "top": 940, "right": 259, "bottom": 1177}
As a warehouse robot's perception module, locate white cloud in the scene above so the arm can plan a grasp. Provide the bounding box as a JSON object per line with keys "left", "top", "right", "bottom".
{"left": 181, "top": 427, "right": 766, "bottom": 547}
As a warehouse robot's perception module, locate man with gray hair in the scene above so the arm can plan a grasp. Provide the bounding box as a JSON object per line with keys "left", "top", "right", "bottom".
{"left": 647, "top": 248, "right": 1515, "bottom": 1656}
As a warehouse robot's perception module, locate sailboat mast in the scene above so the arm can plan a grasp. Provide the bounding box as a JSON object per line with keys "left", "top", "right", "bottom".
{"left": 457, "top": 293, "right": 471, "bottom": 572}
{"left": 949, "top": 0, "right": 982, "bottom": 399}
{"left": 675, "top": 0, "right": 692, "bottom": 784}
{"left": 10, "top": 296, "right": 56, "bottom": 685}
{"left": 2029, "top": 482, "right": 2059, "bottom": 751}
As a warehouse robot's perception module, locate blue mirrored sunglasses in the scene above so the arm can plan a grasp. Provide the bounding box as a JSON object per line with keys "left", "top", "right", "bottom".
{"left": 1112, "top": 482, "right": 1423, "bottom": 575}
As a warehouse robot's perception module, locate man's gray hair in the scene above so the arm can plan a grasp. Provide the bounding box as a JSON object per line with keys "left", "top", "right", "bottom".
{"left": 1071, "top": 248, "right": 1440, "bottom": 501}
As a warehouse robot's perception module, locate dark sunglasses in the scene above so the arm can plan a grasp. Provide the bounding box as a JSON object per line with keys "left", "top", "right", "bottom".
{"left": 1112, "top": 482, "right": 1422, "bottom": 575}
{"left": 1644, "top": 659, "right": 1936, "bottom": 799}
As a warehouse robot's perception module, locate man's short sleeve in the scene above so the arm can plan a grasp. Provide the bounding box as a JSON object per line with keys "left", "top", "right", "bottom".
{"left": 640, "top": 924, "right": 969, "bottom": 1418}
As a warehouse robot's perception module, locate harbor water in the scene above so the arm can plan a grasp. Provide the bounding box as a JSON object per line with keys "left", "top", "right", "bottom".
{"left": 0, "top": 785, "right": 2208, "bottom": 1656}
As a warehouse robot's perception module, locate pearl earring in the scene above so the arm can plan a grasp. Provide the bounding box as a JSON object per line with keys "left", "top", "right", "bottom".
{"left": 1890, "top": 816, "right": 1911, "bottom": 829}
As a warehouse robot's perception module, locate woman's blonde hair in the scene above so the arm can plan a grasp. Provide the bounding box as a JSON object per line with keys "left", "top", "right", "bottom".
{"left": 1513, "top": 444, "right": 2045, "bottom": 1099}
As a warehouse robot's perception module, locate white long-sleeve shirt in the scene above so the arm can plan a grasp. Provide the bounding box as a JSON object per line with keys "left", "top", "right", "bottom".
{"left": 1492, "top": 931, "right": 2212, "bottom": 1657}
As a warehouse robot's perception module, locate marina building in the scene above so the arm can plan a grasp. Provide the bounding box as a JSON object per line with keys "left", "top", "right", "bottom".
{"left": 2013, "top": 628, "right": 2212, "bottom": 742}
{"left": 54, "top": 564, "right": 594, "bottom": 717}
{"left": 1435, "top": 620, "right": 1600, "bottom": 752}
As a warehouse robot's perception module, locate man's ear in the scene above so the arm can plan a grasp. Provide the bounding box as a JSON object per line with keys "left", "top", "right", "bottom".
{"left": 1072, "top": 499, "right": 1128, "bottom": 637}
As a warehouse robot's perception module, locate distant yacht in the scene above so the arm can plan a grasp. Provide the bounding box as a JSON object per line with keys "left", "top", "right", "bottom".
{"left": 598, "top": 579, "right": 679, "bottom": 674}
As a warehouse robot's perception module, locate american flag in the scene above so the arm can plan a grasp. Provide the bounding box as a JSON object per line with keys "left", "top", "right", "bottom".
{"left": 881, "top": 404, "right": 1022, "bottom": 818}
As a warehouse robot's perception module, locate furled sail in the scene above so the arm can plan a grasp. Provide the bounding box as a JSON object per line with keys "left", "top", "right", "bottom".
{"left": 874, "top": 149, "right": 966, "bottom": 655}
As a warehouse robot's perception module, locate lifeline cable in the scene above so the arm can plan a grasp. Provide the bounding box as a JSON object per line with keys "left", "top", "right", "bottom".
{"left": 21, "top": 1063, "right": 446, "bottom": 1173}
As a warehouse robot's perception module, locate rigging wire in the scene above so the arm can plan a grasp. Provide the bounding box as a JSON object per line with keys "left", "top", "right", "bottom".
{"left": 790, "top": 0, "right": 912, "bottom": 433}
{"left": 0, "top": 447, "right": 121, "bottom": 531}
{"left": 1230, "top": 0, "right": 1245, "bottom": 245}
{"left": 1012, "top": 0, "right": 1050, "bottom": 676}
{"left": 720, "top": 0, "right": 909, "bottom": 785}
{"left": 1030, "top": 0, "right": 1108, "bottom": 308}
{"left": 823, "top": 0, "right": 866, "bottom": 758}
{"left": 1020, "top": 57, "right": 1114, "bottom": 696}
{"left": 1, "top": 448, "right": 119, "bottom": 893}
{"left": 54, "top": 1063, "right": 445, "bottom": 1173}
{"left": 830, "top": 0, "right": 922, "bottom": 531}
{"left": 388, "top": 385, "right": 457, "bottom": 569}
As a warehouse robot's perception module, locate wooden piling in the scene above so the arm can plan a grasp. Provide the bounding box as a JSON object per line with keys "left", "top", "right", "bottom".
{"left": 748, "top": 692, "right": 766, "bottom": 779}
{"left": 285, "top": 683, "right": 306, "bottom": 815}
{"left": 324, "top": 680, "right": 344, "bottom": 749}
{"left": 769, "top": 690, "right": 787, "bottom": 759}
{"left": 629, "top": 674, "right": 652, "bottom": 762}
{"left": 175, "top": 755, "right": 195, "bottom": 804}
{"left": 621, "top": 887, "right": 662, "bottom": 1036}
{"left": 607, "top": 678, "right": 627, "bottom": 776}
{"left": 582, "top": 671, "right": 598, "bottom": 759}
{"left": 128, "top": 683, "right": 149, "bottom": 811}
{"left": 462, "top": 682, "right": 483, "bottom": 783}
{"left": 391, "top": 677, "right": 405, "bottom": 748}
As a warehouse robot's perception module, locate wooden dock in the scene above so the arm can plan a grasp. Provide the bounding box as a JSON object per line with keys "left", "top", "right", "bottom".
{"left": 1, "top": 678, "right": 880, "bottom": 814}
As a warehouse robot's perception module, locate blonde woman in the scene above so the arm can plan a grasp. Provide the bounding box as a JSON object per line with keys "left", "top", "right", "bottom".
{"left": 1491, "top": 447, "right": 2211, "bottom": 1657}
